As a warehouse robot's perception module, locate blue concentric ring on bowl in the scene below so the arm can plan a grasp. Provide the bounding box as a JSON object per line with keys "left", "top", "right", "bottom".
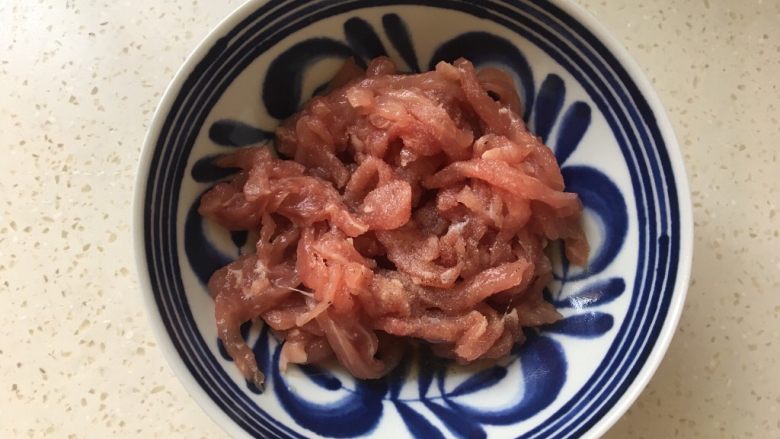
{"left": 135, "top": 1, "right": 691, "bottom": 438}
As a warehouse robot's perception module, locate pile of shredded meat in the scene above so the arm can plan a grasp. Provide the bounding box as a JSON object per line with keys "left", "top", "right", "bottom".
{"left": 199, "top": 57, "right": 588, "bottom": 387}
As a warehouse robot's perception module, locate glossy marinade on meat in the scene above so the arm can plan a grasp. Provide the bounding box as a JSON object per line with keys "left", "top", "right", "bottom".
{"left": 199, "top": 57, "right": 588, "bottom": 386}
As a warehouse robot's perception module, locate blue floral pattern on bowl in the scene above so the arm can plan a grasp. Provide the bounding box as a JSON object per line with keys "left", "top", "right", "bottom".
{"left": 137, "top": 2, "right": 689, "bottom": 438}
{"left": 184, "top": 13, "right": 628, "bottom": 438}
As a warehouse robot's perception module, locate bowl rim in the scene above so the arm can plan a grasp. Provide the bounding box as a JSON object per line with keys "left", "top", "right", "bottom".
{"left": 132, "top": 0, "right": 693, "bottom": 437}
{"left": 133, "top": 2, "right": 275, "bottom": 437}
{"left": 551, "top": 1, "right": 693, "bottom": 438}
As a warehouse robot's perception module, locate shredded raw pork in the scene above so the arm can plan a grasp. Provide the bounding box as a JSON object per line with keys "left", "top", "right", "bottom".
{"left": 199, "top": 57, "right": 588, "bottom": 387}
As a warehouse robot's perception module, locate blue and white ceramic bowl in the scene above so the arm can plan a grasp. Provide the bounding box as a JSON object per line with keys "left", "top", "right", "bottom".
{"left": 134, "top": 1, "right": 693, "bottom": 437}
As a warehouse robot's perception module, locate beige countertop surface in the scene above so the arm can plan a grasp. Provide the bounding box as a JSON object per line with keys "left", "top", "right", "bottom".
{"left": 1, "top": 0, "right": 778, "bottom": 438}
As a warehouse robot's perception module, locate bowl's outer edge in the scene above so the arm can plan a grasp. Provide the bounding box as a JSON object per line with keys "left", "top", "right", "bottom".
{"left": 132, "top": 1, "right": 270, "bottom": 438}
{"left": 550, "top": 1, "right": 693, "bottom": 438}
{"left": 132, "top": 0, "right": 694, "bottom": 438}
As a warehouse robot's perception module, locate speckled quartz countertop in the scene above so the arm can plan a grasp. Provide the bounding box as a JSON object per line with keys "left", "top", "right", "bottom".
{"left": 1, "top": 1, "right": 778, "bottom": 437}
